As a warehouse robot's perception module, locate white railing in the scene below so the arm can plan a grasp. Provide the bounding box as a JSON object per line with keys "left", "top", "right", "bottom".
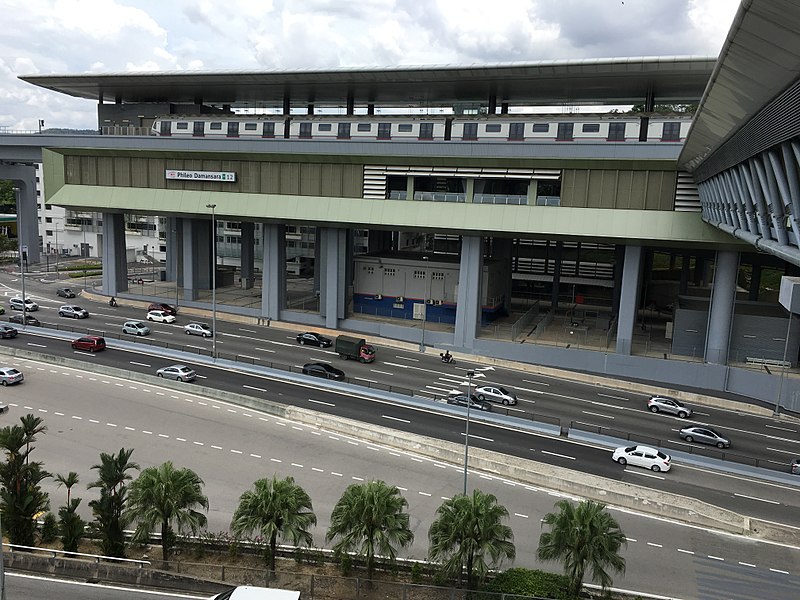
{"left": 3, "top": 542, "right": 151, "bottom": 567}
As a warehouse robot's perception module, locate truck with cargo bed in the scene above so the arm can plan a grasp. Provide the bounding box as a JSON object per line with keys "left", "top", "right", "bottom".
{"left": 335, "top": 335, "right": 376, "bottom": 363}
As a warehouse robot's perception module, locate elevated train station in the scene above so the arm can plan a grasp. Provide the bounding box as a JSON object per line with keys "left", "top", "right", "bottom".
{"left": 2, "top": 1, "right": 800, "bottom": 411}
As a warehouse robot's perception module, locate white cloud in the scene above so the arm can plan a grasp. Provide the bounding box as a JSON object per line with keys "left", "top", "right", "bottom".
{"left": 0, "top": 0, "right": 740, "bottom": 131}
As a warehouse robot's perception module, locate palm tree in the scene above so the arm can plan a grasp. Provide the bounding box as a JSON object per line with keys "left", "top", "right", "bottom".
{"left": 428, "top": 489, "right": 515, "bottom": 589}
{"left": 231, "top": 475, "right": 316, "bottom": 572}
{"left": 59, "top": 497, "right": 86, "bottom": 553}
{"left": 88, "top": 448, "right": 139, "bottom": 557}
{"left": 125, "top": 462, "right": 209, "bottom": 562}
{"left": 56, "top": 471, "right": 80, "bottom": 504}
{"left": 326, "top": 480, "right": 413, "bottom": 580}
{"left": 537, "top": 499, "right": 627, "bottom": 597}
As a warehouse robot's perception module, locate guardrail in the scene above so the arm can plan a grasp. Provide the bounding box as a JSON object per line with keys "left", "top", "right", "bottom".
{"left": 3, "top": 542, "right": 151, "bottom": 567}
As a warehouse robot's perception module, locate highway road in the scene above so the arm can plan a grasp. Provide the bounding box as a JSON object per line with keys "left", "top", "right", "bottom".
{"left": 5, "top": 572, "right": 209, "bottom": 599}
{"left": 1, "top": 355, "right": 800, "bottom": 599}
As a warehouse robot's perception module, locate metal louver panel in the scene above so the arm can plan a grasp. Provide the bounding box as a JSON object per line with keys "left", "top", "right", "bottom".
{"left": 674, "top": 171, "right": 701, "bottom": 212}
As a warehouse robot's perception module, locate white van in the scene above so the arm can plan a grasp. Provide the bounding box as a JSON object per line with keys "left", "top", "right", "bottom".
{"left": 212, "top": 586, "right": 301, "bottom": 600}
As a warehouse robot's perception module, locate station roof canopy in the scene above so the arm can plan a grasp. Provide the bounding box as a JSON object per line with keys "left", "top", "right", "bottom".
{"left": 20, "top": 56, "right": 715, "bottom": 108}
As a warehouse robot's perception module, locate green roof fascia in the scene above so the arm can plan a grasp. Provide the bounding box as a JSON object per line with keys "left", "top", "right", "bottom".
{"left": 49, "top": 184, "right": 743, "bottom": 247}
{"left": 43, "top": 147, "right": 678, "bottom": 171}
{"left": 42, "top": 148, "right": 65, "bottom": 202}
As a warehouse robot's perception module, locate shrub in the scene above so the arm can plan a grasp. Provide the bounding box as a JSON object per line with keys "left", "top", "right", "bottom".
{"left": 40, "top": 513, "right": 59, "bottom": 544}
{"left": 339, "top": 553, "right": 352, "bottom": 576}
{"left": 482, "top": 567, "right": 573, "bottom": 599}
{"left": 410, "top": 562, "right": 424, "bottom": 584}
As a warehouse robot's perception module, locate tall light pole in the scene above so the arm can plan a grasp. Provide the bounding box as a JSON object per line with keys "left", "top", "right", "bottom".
{"left": 82, "top": 214, "right": 88, "bottom": 291}
{"left": 206, "top": 204, "right": 217, "bottom": 360}
{"left": 458, "top": 366, "right": 493, "bottom": 495}
{"left": 14, "top": 188, "right": 27, "bottom": 316}
{"left": 420, "top": 255, "right": 430, "bottom": 351}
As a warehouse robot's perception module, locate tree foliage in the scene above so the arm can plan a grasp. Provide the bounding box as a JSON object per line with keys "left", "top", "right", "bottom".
{"left": 88, "top": 448, "right": 139, "bottom": 558}
{"left": 125, "top": 461, "right": 209, "bottom": 562}
{"left": 326, "top": 480, "right": 413, "bottom": 579}
{"left": 59, "top": 497, "right": 87, "bottom": 553}
{"left": 631, "top": 103, "right": 697, "bottom": 114}
{"left": 428, "top": 489, "right": 515, "bottom": 589}
{"left": 0, "top": 414, "right": 51, "bottom": 545}
{"left": 537, "top": 499, "right": 627, "bottom": 597}
{"left": 231, "top": 475, "right": 316, "bottom": 572}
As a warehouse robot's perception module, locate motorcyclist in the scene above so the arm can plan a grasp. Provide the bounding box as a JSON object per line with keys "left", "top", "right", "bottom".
{"left": 441, "top": 350, "right": 453, "bottom": 363}
{"left": 109, "top": 297, "right": 117, "bottom": 307}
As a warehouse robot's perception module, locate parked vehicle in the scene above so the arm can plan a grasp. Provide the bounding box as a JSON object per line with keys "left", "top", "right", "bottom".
{"left": 59, "top": 305, "right": 89, "bottom": 319}
{"left": 56, "top": 288, "right": 76, "bottom": 298}
{"left": 302, "top": 362, "right": 345, "bottom": 381}
{"left": 335, "top": 335, "right": 375, "bottom": 363}
{"left": 185, "top": 322, "right": 213, "bottom": 337}
{"left": 147, "top": 310, "right": 176, "bottom": 323}
{"left": 9, "top": 314, "right": 40, "bottom": 326}
{"left": 148, "top": 302, "right": 177, "bottom": 316}
{"left": 612, "top": 445, "right": 671, "bottom": 472}
{"left": 792, "top": 458, "right": 800, "bottom": 475}
{"left": 474, "top": 384, "right": 517, "bottom": 406}
{"left": 446, "top": 393, "right": 492, "bottom": 412}
{"left": 122, "top": 320, "right": 151, "bottom": 336}
{"left": 296, "top": 332, "right": 332, "bottom": 347}
{"left": 679, "top": 425, "right": 731, "bottom": 448}
{"left": 647, "top": 395, "right": 692, "bottom": 418}
{"left": 9, "top": 297, "right": 38, "bottom": 312}
{"left": 0, "top": 367, "right": 23, "bottom": 386}
{"left": 71, "top": 336, "right": 106, "bottom": 352}
{"left": 156, "top": 364, "right": 196, "bottom": 382}
{"left": 211, "top": 585, "right": 301, "bottom": 600}
{"left": 0, "top": 326, "right": 18, "bottom": 339}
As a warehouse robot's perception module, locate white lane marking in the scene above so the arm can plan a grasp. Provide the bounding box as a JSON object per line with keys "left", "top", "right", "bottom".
{"left": 250, "top": 454, "right": 261, "bottom": 459}
{"left": 739, "top": 562, "right": 756, "bottom": 568}
{"left": 647, "top": 542, "right": 662, "bottom": 548}
{"left": 130, "top": 361, "right": 151, "bottom": 367}
{"left": 89, "top": 419, "right": 99, "bottom": 424}
{"left": 765, "top": 424, "right": 797, "bottom": 433}
{"left": 523, "top": 379, "right": 550, "bottom": 386}
{"left": 769, "top": 568, "right": 789, "bottom": 574}
{"left": 255, "top": 347, "right": 276, "bottom": 353}
{"left": 462, "top": 433, "right": 494, "bottom": 442}
{"left": 540, "top": 450, "right": 575, "bottom": 461}
{"left": 239, "top": 355, "right": 261, "bottom": 361}
{"left": 231, "top": 449, "right": 243, "bottom": 454}
{"left": 71, "top": 416, "right": 82, "bottom": 420}
{"left": 371, "top": 369, "right": 394, "bottom": 376}
{"left": 176, "top": 438, "right": 187, "bottom": 442}
{"left": 143, "top": 430, "right": 152, "bottom": 435}
{"left": 582, "top": 410, "right": 615, "bottom": 419}
{"left": 27, "top": 343, "right": 48, "bottom": 348}
{"left": 193, "top": 442, "right": 204, "bottom": 446}
{"left": 693, "top": 411, "right": 710, "bottom": 416}
{"left": 733, "top": 493, "right": 780, "bottom": 505}
{"left": 677, "top": 549, "right": 694, "bottom": 555}
{"left": 382, "top": 415, "right": 410, "bottom": 423}
{"left": 354, "top": 377, "right": 378, "bottom": 383}
{"left": 243, "top": 384, "right": 267, "bottom": 392}
{"left": 514, "top": 513, "right": 529, "bottom": 519}
{"left": 312, "top": 468, "right": 324, "bottom": 472}
{"left": 239, "top": 328, "right": 257, "bottom": 333}
{"left": 511, "top": 386, "right": 544, "bottom": 396}
{"left": 766, "top": 447, "right": 797, "bottom": 455}
{"left": 394, "top": 356, "right": 419, "bottom": 362}
{"left": 708, "top": 555, "right": 724, "bottom": 561}
{"left": 211, "top": 445, "right": 222, "bottom": 450}
{"left": 291, "top": 463, "right": 303, "bottom": 468}
{"left": 598, "top": 393, "right": 629, "bottom": 401}
{"left": 331, "top": 472, "right": 343, "bottom": 477}
{"left": 308, "top": 399, "right": 335, "bottom": 407}
{"left": 625, "top": 470, "right": 665, "bottom": 480}
{"left": 384, "top": 362, "right": 410, "bottom": 369}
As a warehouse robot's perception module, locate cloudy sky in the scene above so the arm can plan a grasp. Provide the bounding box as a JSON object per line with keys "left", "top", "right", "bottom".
{"left": 1, "top": 0, "right": 740, "bottom": 131}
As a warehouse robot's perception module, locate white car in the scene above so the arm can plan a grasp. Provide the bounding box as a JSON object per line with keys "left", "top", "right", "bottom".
{"left": 156, "top": 364, "right": 196, "bottom": 382}
{"left": 0, "top": 367, "right": 23, "bottom": 386}
{"left": 184, "top": 322, "right": 213, "bottom": 337}
{"left": 9, "top": 297, "right": 38, "bottom": 312}
{"left": 612, "top": 445, "right": 671, "bottom": 472}
{"left": 474, "top": 384, "right": 518, "bottom": 406}
{"left": 147, "top": 310, "right": 176, "bottom": 323}
{"left": 58, "top": 305, "right": 89, "bottom": 319}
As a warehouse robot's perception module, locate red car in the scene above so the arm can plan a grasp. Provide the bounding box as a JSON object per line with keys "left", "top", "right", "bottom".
{"left": 71, "top": 336, "right": 106, "bottom": 352}
{"left": 148, "top": 302, "right": 177, "bottom": 316}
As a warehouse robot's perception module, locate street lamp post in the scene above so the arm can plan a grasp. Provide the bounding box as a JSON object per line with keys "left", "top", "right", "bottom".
{"left": 14, "top": 189, "right": 27, "bottom": 318}
{"left": 776, "top": 312, "right": 793, "bottom": 415}
{"left": 458, "top": 366, "right": 493, "bottom": 495}
{"left": 206, "top": 204, "right": 218, "bottom": 360}
{"left": 420, "top": 255, "right": 430, "bottom": 351}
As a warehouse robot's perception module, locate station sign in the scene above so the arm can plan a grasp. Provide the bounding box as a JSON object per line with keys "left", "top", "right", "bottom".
{"left": 166, "top": 170, "right": 236, "bottom": 182}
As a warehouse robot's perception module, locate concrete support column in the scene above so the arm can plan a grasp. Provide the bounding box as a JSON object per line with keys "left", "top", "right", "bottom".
{"left": 550, "top": 241, "right": 564, "bottom": 310}
{"left": 454, "top": 236, "right": 484, "bottom": 349}
{"left": 612, "top": 245, "right": 625, "bottom": 314}
{"left": 750, "top": 262, "right": 762, "bottom": 301}
{"left": 261, "top": 224, "right": 285, "bottom": 320}
{"left": 406, "top": 176, "right": 415, "bottom": 201}
{"left": 319, "top": 227, "right": 347, "bottom": 329}
{"left": 492, "top": 238, "right": 514, "bottom": 313}
{"left": 165, "top": 217, "right": 178, "bottom": 282}
{"left": 240, "top": 222, "right": 255, "bottom": 289}
{"left": 705, "top": 251, "right": 738, "bottom": 365}
{"left": 182, "top": 218, "right": 212, "bottom": 301}
{"left": 615, "top": 245, "right": 644, "bottom": 355}
{"left": 0, "top": 163, "right": 40, "bottom": 265}
{"left": 101, "top": 213, "right": 128, "bottom": 295}
{"left": 465, "top": 179, "right": 475, "bottom": 203}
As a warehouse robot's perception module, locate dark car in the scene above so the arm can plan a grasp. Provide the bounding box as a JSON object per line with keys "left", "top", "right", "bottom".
{"left": 56, "top": 288, "right": 76, "bottom": 298}
{"left": 9, "top": 314, "right": 41, "bottom": 327}
{"left": 446, "top": 393, "right": 493, "bottom": 412}
{"left": 296, "top": 332, "right": 332, "bottom": 347}
{"left": 71, "top": 336, "right": 106, "bottom": 352}
{"left": 0, "top": 325, "right": 18, "bottom": 339}
{"left": 148, "top": 302, "right": 177, "bottom": 316}
{"left": 302, "top": 362, "right": 345, "bottom": 381}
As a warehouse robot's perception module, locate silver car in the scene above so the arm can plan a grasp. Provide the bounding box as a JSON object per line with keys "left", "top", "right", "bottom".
{"left": 474, "top": 384, "right": 518, "bottom": 406}
{"left": 156, "top": 364, "right": 196, "bottom": 382}
{"left": 184, "top": 322, "right": 213, "bottom": 337}
{"left": 647, "top": 395, "right": 692, "bottom": 418}
{"left": 679, "top": 425, "right": 731, "bottom": 448}
{"left": 59, "top": 305, "right": 89, "bottom": 319}
{"left": 0, "top": 367, "right": 24, "bottom": 386}
{"left": 122, "top": 320, "right": 151, "bottom": 336}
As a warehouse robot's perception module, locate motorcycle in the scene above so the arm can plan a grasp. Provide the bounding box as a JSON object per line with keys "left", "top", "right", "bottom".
{"left": 440, "top": 353, "right": 456, "bottom": 365}
{"left": 109, "top": 297, "right": 117, "bottom": 307}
